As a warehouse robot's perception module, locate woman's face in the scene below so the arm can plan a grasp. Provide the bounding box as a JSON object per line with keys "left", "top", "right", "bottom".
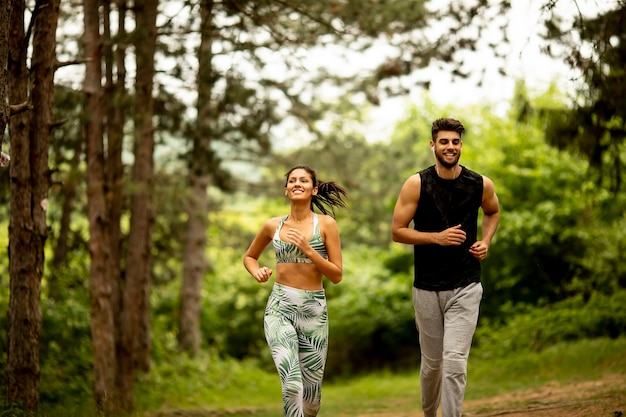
{"left": 285, "top": 168, "right": 317, "bottom": 200}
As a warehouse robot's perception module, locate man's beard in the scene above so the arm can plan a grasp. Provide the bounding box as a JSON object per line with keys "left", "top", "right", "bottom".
{"left": 436, "top": 152, "right": 460, "bottom": 168}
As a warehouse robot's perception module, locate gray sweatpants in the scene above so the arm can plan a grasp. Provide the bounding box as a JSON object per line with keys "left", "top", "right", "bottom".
{"left": 412, "top": 282, "right": 483, "bottom": 417}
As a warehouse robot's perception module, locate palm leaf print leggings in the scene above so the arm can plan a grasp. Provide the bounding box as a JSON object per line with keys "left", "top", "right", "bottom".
{"left": 264, "top": 283, "right": 329, "bottom": 417}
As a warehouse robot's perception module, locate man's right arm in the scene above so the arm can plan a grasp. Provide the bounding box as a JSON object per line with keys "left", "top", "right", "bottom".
{"left": 392, "top": 174, "right": 429, "bottom": 245}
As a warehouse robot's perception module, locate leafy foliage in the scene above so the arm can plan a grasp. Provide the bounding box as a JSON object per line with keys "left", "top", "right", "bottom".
{"left": 325, "top": 247, "right": 419, "bottom": 377}
{"left": 540, "top": 3, "right": 626, "bottom": 191}
{"left": 474, "top": 289, "right": 626, "bottom": 359}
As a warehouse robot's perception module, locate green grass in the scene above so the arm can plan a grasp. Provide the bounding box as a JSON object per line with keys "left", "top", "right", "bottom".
{"left": 320, "top": 371, "right": 419, "bottom": 415}
{"left": 319, "top": 336, "right": 626, "bottom": 416}
{"left": 29, "top": 336, "right": 626, "bottom": 417}
{"left": 466, "top": 336, "right": 626, "bottom": 399}
{"left": 133, "top": 356, "right": 282, "bottom": 415}
{"left": 230, "top": 336, "right": 626, "bottom": 417}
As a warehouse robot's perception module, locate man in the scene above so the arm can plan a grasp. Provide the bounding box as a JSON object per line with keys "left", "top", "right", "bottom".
{"left": 391, "top": 117, "right": 500, "bottom": 417}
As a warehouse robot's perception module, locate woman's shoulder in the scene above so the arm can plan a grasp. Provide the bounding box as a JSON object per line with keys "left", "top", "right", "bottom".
{"left": 317, "top": 213, "right": 338, "bottom": 228}
{"left": 267, "top": 215, "right": 286, "bottom": 225}
{"left": 261, "top": 216, "right": 285, "bottom": 232}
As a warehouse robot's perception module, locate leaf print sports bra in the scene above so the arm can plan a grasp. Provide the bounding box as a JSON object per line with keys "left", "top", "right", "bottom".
{"left": 273, "top": 214, "right": 328, "bottom": 264}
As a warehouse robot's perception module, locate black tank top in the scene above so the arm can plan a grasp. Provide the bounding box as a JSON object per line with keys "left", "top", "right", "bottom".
{"left": 412, "top": 165, "right": 483, "bottom": 291}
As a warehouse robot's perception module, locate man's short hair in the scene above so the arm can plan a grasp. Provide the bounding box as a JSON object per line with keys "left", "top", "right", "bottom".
{"left": 431, "top": 118, "right": 465, "bottom": 141}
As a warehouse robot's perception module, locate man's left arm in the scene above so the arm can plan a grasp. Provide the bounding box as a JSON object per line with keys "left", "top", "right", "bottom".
{"left": 469, "top": 176, "right": 500, "bottom": 260}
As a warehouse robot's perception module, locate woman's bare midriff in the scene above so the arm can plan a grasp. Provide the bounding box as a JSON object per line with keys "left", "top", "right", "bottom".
{"left": 275, "top": 263, "right": 324, "bottom": 290}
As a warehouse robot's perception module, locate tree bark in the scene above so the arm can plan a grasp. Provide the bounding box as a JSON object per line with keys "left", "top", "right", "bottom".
{"left": 6, "top": 0, "right": 59, "bottom": 410}
{"left": 103, "top": 0, "right": 127, "bottom": 398}
{"left": 83, "top": 0, "right": 120, "bottom": 412}
{"left": 50, "top": 137, "right": 82, "bottom": 276}
{"left": 180, "top": 175, "right": 209, "bottom": 355}
{"left": 0, "top": 0, "right": 10, "bottom": 143}
{"left": 6, "top": 0, "right": 37, "bottom": 408}
{"left": 131, "top": 0, "right": 157, "bottom": 375}
{"left": 179, "top": 0, "right": 216, "bottom": 356}
{"left": 118, "top": 0, "right": 157, "bottom": 409}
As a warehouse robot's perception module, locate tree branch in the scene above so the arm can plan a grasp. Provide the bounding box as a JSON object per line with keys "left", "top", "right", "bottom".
{"left": 10, "top": 102, "right": 33, "bottom": 116}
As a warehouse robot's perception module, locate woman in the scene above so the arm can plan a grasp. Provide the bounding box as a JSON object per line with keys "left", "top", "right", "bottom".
{"left": 243, "top": 165, "right": 348, "bottom": 417}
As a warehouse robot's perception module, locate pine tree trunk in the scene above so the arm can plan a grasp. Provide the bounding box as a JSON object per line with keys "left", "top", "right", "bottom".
{"left": 118, "top": 0, "right": 157, "bottom": 409}
{"left": 180, "top": 175, "right": 209, "bottom": 354}
{"left": 179, "top": 0, "right": 215, "bottom": 356}
{"left": 6, "top": 0, "right": 59, "bottom": 410}
{"left": 49, "top": 138, "right": 82, "bottom": 290}
{"left": 6, "top": 0, "right": 37, "bottom": 408}
{"left": 83, "top": 0, "right": 120, "bottom": 412}
{"left": 0, "top": 0, "right": 10, "bottom": 140}
{"left": 103, "top": 0, "right": 127, "bottom": 393}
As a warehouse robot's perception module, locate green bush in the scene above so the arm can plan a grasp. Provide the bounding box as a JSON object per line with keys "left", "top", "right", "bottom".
{"left": 324, "top": 247, "right": 420, "bottom": 378}
{"left": 474, "top": 289, "right": 626, "bottom": 359}
{"left": 38, "top": 268, "right": 93, "bottom": 405}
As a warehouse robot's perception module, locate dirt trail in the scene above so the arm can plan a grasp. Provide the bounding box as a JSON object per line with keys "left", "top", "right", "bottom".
{"left": 352, "top": 374, "right": 626, "bottom": 417}
{"left": 462, "top": 374, "right": 626, "bottom": 417}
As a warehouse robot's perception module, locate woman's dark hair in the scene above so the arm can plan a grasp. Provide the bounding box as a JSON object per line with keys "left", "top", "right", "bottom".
{"left": 284, "top": 165, "right": 348, "bottom": 217}
{"left": 431, "top": 117, "right": 465, "bottom": 141}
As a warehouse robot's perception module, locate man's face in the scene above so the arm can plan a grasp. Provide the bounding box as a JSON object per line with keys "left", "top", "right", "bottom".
{"left": 431, "top": 130, "right": 462, "bottom": 168}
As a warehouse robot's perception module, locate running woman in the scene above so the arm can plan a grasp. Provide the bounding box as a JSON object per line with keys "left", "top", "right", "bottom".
{"left": 243, "top": 165, "right": 348, "bottom": 417}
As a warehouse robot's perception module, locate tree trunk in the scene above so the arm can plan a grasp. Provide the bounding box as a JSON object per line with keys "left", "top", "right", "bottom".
{"left": 179, "top": 0, "right": 216, "bottom": 356}
{"left": 118, "top": 0, "right": 157, "bottom": 409}
{"left": 180, "top": 175, "right": 209, "bottom": 354}
{"left": 6, "top": 0, "right": 59, "bottom": 410}
{"left": 50, "top": 137, "right": 82, "bottom": 281}
{"left": 6, "top": 0, "right": 37, "bottom": 409}
{"left": 83, "top": 0, "right": 120, "bottom": 413}
{"left": 0, "top": 0, "right": 10, "bottom": 142}
{"left": 103, "top": 0, "right": 127, "bottom": 396}
{"left": 131, "top": 0, "right": 157, "bottom": 375}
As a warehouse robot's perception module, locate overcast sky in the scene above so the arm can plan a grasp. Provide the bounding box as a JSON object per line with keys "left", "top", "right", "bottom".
{"left": 360, "top": 0, "right": 592, "bottom": 142}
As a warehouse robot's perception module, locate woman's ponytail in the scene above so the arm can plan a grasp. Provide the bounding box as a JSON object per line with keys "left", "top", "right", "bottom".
{"left": 312, "top": 180, "right": 348, "bottom": 217}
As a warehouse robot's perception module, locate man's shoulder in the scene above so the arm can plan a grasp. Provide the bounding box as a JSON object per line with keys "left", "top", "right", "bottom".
{"left": 460, "top": 166, "right": 484, "bottom": 182}
{"left": 417, "top": 165, "right": 436, "bottom": 176}
{"left": 405, "top": 171, "right": 424, "bottom": 186}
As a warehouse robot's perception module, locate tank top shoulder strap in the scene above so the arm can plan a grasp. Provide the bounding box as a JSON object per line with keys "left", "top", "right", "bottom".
{"left": 273, "top": 215, "right": 288, "bottom": 239}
